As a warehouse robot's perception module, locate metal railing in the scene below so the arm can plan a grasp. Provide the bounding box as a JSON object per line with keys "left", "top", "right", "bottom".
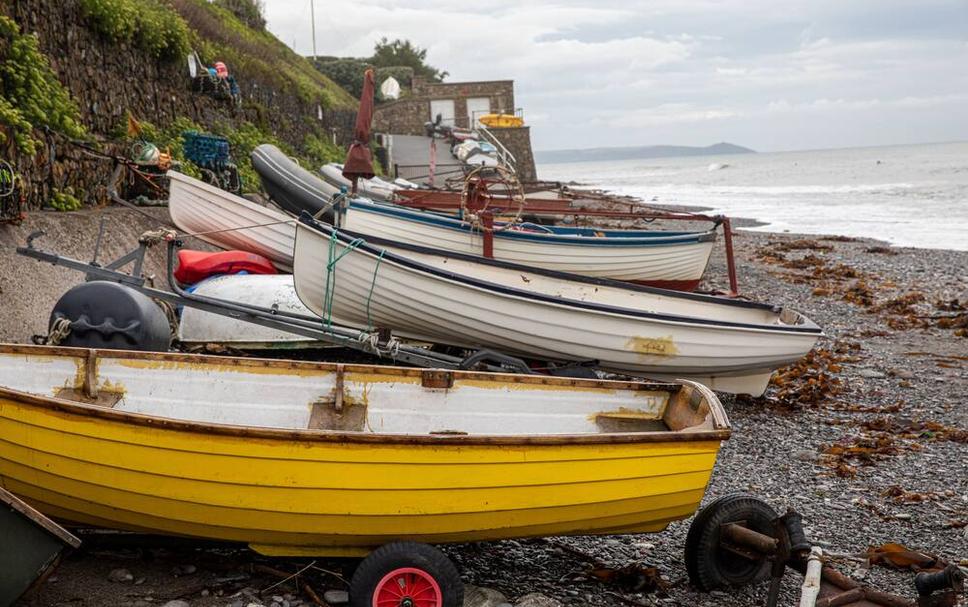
{"left": 393, "top": 163, "right": 464, "bottom": 183}
{"left": 476, "top": 124, "right": 517, "bottom": 173}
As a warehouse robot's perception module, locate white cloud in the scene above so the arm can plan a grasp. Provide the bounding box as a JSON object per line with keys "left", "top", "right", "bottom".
{"left": 263, "top": 0, "right": 968, "bottom": 151}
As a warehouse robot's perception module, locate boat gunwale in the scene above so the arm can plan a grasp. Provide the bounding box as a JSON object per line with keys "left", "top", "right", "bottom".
{"left": 296, "top": 214, "right": 822, "bottom": 335}
{"left": 0, "top": 345, "right": 731, "bottom": 447}
{"left": 345, "top": 198, "right": 719, "bottom": 246}
{"left": 0, "top": 486, "right": 81, "bottom": 548}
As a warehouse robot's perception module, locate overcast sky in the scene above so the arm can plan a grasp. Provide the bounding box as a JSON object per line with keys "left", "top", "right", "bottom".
{"left": 264, "top": 0, "right": 968, "bottom": 152}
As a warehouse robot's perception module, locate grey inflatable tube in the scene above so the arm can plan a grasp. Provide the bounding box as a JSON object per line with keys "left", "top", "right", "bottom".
{"left": 251, "top": 144, "right": 339, "bottom": 222}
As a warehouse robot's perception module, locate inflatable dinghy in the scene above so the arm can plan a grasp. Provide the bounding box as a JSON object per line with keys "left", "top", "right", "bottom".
{"left": 251, "top": 144, "right": 339, "bottom": 220}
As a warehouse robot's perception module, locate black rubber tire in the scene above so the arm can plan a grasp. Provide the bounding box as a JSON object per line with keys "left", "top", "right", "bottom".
{"left": 350, "top": 542, "right": 463, "bottom": 607}
{"left": 684, "top": 493, "right": 778, "bottom": 591}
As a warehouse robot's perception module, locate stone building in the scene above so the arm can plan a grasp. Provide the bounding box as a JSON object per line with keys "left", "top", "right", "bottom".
{"left": 373, "top": 77, "right": 537, "bottom": 183}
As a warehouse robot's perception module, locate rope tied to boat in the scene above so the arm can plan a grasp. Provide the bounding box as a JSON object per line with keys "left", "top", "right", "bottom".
{"left": 139, "top": 228, "right": 178, "bottom": 246}
{"left": 175, "top": 218, "right": 296, "bottom": 240}
{"left": 321, "top": 228, "right": 386, "bottom": 334}
{"left": 321, "top": 228, "right": 364, "bottom": 328}
{"left": 357, "top": 329, "right": 400, "bottom": 358}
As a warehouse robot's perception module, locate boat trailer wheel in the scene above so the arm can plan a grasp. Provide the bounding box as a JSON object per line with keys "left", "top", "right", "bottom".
{"left": 459, "top": 164, "right": 525, "bottom": 232}
{"left": 685, "top": 493, "right": 779, "bottom": 591}
{"left": 350, "top": 542, "right": 463, "bottom": 607}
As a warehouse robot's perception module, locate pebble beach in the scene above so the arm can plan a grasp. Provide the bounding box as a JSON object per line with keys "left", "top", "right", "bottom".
{"left": 4, "top": 199, "right": 966, "bottom": 607}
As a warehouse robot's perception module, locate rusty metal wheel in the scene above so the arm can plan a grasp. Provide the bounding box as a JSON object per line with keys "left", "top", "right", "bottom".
{"left": 459, "top": 165, "right": 525, "bottom": 232}
{"left": 684, "top": 493, "right": 778, "bottom": 591}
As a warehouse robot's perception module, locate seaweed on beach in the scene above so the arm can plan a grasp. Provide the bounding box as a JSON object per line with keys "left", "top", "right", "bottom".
{"left": 739, "top": 344, "right": 858, "bottom": 410}
{"left": 821, "top": 416, "right": 967, "bottom": 477}
{"left": 768, "top": 238, "right": 834, "bottom": 252}
{"left": 861, "top": 417, "right": 968, "bottom": 443}
{"left": 866, "top": 245, "right": 899, "bottom": 255}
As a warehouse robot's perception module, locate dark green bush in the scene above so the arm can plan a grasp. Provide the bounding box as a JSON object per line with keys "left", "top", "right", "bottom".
{"left": 314, "top": 58, "right": 369, "bottom": 98}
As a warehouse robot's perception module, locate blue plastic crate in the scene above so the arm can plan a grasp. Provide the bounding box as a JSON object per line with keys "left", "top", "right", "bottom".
{"left": 182, "top": 131, "right": 231, "bottom": 169}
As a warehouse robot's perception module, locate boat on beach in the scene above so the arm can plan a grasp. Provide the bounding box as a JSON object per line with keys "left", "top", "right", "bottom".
{"left": 318, "top": 162, "right": 400, "bottom": 201}
{"left": 0, "top": 486, "right": 80, "bottom": 605}
{"left": 293, "top": 216, "right": 822, "bottom": 395}
{"left": 341, "top": 197, "right": 716, "bottom": 288}
{"left": 171, "top": 164, "right": 716, "bottom": 289}
{"left": 177, "top": 273, "right": 329, "bottom": 348}
{"left": 0, "top": 344, "right": 730, "bottom": 557}
{"left": 168, "top": 170, "right": 296, "bottom": 271}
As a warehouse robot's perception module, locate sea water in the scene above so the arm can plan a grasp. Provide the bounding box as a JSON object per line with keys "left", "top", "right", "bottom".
{"left": 538, "top": 141, "right": 968, "bottom": 251}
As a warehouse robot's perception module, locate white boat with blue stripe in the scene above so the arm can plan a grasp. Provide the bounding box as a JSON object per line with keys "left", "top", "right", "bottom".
{"left": 168, "top": 170, "right": 716, "bottom": 290}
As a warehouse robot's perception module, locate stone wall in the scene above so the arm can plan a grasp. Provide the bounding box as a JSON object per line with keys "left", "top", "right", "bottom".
{"left": 1, "top": 0, "right": 355, "bottom": 209}
{"left": 372, "top": 98, "right": 427, "bottom": 137}
{"left": 489, "top": 126, "right": 537, "bottom": 183}
{"left": 374, "top": 79, "right": 517, "bottom": 135}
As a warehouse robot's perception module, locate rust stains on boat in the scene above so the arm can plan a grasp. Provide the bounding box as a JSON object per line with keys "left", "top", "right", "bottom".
{"left": 627, "top": 335, "right": 679, "bottom": 358}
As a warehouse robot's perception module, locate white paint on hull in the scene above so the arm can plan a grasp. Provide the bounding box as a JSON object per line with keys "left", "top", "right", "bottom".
{"left": 169, "top": 171, "right": 713, "bottom": 285}
{"left": 178, "top": 274, "right": 322, "bottom": 346}
{"left": 342, "top": 202, "right": 714, "bottom": 283}
{"left": 293, "top": 222, "right": 822, "bottom": 396}
{"left": 167, "top": 171, "right": 296, "bottom": 271}
{"left": 0, "top": 349, "right": 680, "bottom": 436}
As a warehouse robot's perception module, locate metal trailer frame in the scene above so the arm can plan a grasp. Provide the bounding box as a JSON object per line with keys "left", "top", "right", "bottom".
{"left": 16, "top": 230, "right": 537, "bottom": 375}
{"left": 696, "top": 500, "right": 965, "bottom": 607}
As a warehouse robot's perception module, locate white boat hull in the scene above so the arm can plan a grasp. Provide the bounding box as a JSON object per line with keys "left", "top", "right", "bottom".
{"left": 342, "top": 201, "right": 715, "bottom": 287}
{"left": 169, "top": 171, "right": 714, "bottom": 288}
{"left": 178, "top": 274, "right": 326, "bottom": 348}
{"left": 319, "top": 164, "right": 396, "bottom": 201}
{"left": 167, "top": 171, "right": 296, "bottom": 271}
{"left": 293, "top": 220, "right": 822, "bottom": 395}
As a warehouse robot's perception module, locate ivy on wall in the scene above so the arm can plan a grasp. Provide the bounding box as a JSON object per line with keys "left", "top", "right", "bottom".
{"left": 0, "top": 15, "right": 86, "bottom": 155}
{"left": 78, "top": 0, "right": 190, "bottom": 60}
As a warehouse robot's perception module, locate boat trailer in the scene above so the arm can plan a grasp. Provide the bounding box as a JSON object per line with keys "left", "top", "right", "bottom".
{"left": 16, "top": 229, "right": 539, "bottom": 375}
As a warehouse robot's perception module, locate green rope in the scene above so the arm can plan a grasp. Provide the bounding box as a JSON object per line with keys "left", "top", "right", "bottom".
{"left": 321, "top": 228, "right": 384, "bottom": 330}
{"left": 364, "top": 249, "right": 385, "bottom": 331}
{"left": 322, "top": 229, "right": 365, "bottom": 327}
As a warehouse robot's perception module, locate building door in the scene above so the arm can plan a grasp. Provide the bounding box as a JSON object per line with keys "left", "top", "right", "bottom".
{"left": 429, "top": 99, "right": 455, "bottom": 126}
{"left": 466, "top": 97, "right": 491, "bottom": 126}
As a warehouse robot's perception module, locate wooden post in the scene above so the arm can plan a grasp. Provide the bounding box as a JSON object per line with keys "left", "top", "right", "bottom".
{"left": 722, "top": 217, "right": 739, "bottom": 296}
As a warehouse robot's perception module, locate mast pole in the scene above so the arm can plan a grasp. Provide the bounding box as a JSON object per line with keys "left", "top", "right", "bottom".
{"left": 310, "top": 0, "right": 317, "bottom": 59}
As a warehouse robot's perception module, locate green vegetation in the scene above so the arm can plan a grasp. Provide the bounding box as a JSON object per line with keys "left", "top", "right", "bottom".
{"left": 0, "top": 16, "right": 86, "bottom": 155}
{"left": 371, "top": 38, "right": 447, "bottom": 82}
{"left": 170, "top": 0, "right": 355, "bottom": 108}
{"left": 315, "top": 38, "right": 445, "bottom": 100}
{"left": 78, "top": 0, "right": 191, "bottom": 60}
{"left": 214, "top": 0, "right": 265, "bottom": 31}
{"left": 50, "top": 188, "right": 82, "bottom": 211}
{"left": 126, "top": 114, "right": 346, "bottom": 194}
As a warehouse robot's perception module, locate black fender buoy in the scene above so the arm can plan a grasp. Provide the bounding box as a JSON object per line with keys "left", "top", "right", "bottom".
{"left": 49, "top": 281, "right": 171, "bottom": 352}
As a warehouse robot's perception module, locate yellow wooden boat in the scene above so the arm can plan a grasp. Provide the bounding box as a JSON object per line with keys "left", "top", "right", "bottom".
{"left": 0, "top": 344, "right": 730, "bottom": 558}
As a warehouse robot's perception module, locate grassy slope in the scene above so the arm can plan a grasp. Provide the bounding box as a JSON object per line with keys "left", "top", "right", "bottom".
{"left": 170, "top": 0, "right": 356, "bottom": 110}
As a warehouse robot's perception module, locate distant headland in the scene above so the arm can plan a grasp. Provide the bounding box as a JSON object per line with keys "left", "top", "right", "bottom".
{"left": 535, "top": 142, "right": 756, "bottom": 164}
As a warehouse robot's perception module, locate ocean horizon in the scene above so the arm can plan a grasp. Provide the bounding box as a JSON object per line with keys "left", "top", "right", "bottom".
{"left": 538, "top": 141, "right": 968, "bottom": 251}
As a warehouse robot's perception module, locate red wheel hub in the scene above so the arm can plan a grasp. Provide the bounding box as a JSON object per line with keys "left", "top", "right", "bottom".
{"left": 372, "top": 567, "right": 443, "bottom": 607}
